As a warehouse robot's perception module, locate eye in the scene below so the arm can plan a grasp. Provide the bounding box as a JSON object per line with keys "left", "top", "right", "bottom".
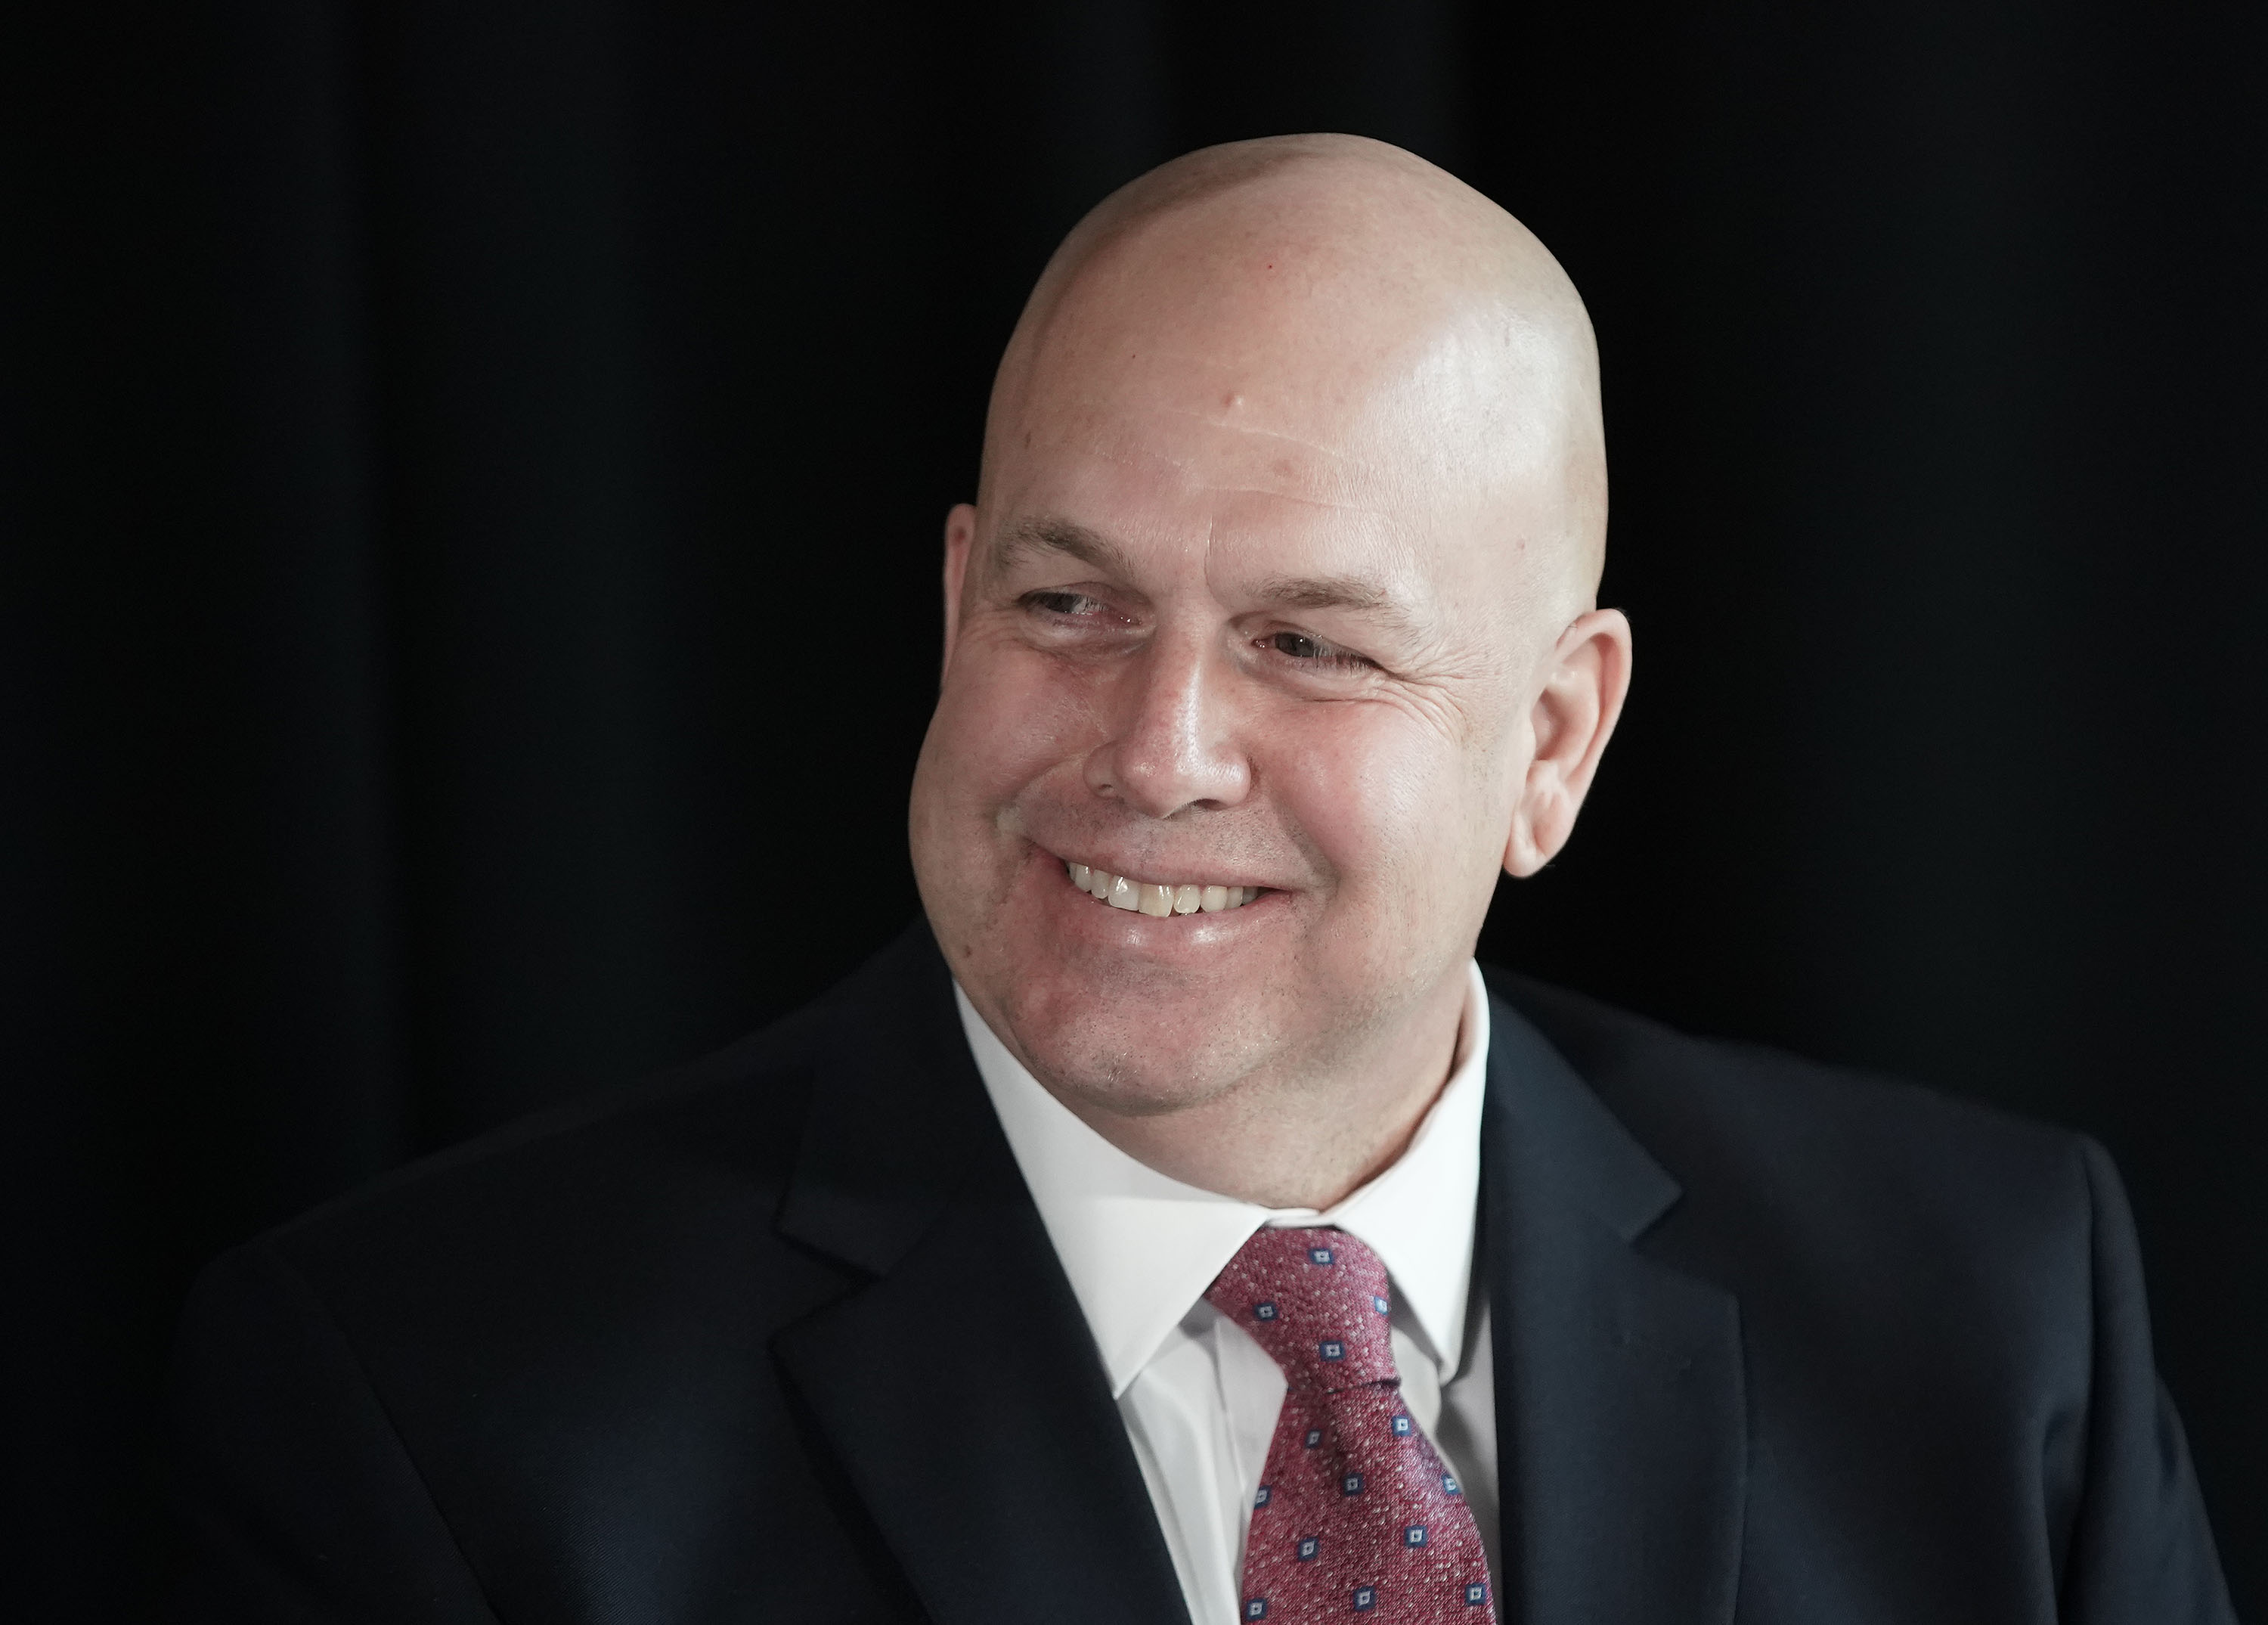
{"left": 1024, "top": 589, "right": 1108, "bottom": 617}
{"left": 1266, "top": 629, "right": 1374, "bottom": 671}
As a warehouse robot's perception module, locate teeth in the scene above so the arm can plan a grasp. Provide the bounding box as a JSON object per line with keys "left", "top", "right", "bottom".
{"left": 1065, "top": 861, "right": 1265, "bottom": 916}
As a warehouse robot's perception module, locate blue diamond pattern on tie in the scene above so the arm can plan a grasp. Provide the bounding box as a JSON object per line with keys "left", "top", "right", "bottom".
{"left": 1205, "top": 1227, "right": 1496, "bottom": 1623}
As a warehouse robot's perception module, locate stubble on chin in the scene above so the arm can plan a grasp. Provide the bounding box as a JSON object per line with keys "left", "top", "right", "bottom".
{"left": 1004, "top": 988, "right": 1274, "bottom": 1121}
{"left": 996, "top": 944, "right": 1413, "bottom": 1130}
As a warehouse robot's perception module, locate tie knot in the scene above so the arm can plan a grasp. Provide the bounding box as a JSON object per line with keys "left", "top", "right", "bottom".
{"left": 1205, "top": 1227, "right": 1398, "bottom": 1391}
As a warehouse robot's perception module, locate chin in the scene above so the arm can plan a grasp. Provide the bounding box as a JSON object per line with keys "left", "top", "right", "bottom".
{"left": 1001, "top": 973, "right": 1283, "bottom": 1118}
{"left": 1007, "top": 944, "right": 1343, "bottom": 1125}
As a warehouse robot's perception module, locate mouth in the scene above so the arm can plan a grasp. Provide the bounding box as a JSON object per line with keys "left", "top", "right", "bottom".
{"left": 1060, "top": 859, "right": 1266, "bottom": 918}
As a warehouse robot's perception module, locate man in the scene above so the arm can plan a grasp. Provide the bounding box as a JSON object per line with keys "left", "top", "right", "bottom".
{"left": 166, "top": 136, "right": 2233, "bottom": 1623}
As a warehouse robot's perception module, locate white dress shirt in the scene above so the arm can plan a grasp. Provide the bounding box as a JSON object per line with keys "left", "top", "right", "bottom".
{"left": 955, "top": 965, "right": 1500, "bottom": 1625}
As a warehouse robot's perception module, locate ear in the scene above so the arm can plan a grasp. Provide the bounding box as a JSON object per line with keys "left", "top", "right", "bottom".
{"left": 1503, "top": 608, "right": 1633, "bottom": 877}
{"left": 940, "top": 503, "right": 978, "bottom": 674}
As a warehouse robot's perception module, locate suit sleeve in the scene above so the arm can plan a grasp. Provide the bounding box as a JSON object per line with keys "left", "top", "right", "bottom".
{"left": 2059, "top": 1138, "right": 2237, "bottom": 1625}
{"left": 160, "top": 1240, "right": 500, "bottom": 1625}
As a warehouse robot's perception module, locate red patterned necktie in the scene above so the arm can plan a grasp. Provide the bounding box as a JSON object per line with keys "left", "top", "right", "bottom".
{"left": 1204, "top": 1227, "right": 1495, "bottom": 1623}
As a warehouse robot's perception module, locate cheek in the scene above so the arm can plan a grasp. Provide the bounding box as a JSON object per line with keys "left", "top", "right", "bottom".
{"left": 929, "top": 641, "right": 1105, "bottom": 811}
{"left": 1264, "top": 705, "right": 1483, "bottom": 897}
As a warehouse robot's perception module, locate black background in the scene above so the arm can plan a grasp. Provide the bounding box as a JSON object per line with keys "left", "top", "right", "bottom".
{"left": 4, "top": 1, "right": 2262, "bottom": 1617}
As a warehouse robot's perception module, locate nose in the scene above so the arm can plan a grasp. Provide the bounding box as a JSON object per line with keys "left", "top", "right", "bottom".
{"left": 1083, "top": 631, "right": 1252, "bottom": 819}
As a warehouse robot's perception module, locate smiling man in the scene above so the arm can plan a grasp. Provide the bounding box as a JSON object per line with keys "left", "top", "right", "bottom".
{"left": 167, "top": 138, "right": 2232, "bottom": 1625}
{"left": 914, "top": 140, "right": 1618, "bottom": 1219}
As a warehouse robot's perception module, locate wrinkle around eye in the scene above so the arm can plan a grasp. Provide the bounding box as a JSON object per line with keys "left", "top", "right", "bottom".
{"left": 1250, "top": 623, "right": 1388, "bottom": 679}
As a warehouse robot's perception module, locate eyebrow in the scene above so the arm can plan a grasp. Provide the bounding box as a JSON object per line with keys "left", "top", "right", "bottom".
{"left": 1251, "top": 573, "right": 1432, "bottom": 645}
{"left": 1251, "top": 575, "right": 1390, "bottom": 613}
{"left": 988, "top": 516, "right": 1141, "bottom": 585}
{"left": 991, "top": 514, "right": 1433, "bottom": 642}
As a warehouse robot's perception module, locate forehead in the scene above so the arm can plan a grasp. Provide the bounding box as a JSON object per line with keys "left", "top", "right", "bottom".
{"left": 985, "top": 197, "right": 1589, "bottom": 586}
{"left": 988, "top": 415, "right": 1431, "bottom": 608}
{"left": 1024, "top": 255, "right": 1517, "bottom": 475}
{"left": 986, "top": 313, "right": 1538, "bottom": 622}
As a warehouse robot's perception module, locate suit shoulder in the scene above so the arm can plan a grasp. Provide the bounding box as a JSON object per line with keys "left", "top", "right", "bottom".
{"left": 1483, "top": 966, "right": 2095, "bottom": 1238}
{"left": 272, "top": 996, "right": 832, "bottom": 1258}
{"left": 271, "top": 922, "right": 971, "bottom": 1258}
{"left": 230, "top": 924, "right": 962, "bottom": 1337}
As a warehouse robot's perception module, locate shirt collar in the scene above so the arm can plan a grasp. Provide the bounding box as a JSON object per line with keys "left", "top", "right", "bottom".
{"left": 956, "top": 963, "right": 1491, "bottom": 1398}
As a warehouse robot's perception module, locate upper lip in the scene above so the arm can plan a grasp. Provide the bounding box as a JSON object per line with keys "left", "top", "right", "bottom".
{"left": 1045, "top": 847, "right": 1272, "bottom": 890}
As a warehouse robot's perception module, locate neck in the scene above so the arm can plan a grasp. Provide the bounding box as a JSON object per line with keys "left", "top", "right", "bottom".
{"left": 1045, "top": 970, "right": 1470, "bottom": 1210}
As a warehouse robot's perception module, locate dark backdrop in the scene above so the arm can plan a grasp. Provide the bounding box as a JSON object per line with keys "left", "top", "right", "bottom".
{"left": 5, "top": 1, "right": 2262, "bottom": 1617}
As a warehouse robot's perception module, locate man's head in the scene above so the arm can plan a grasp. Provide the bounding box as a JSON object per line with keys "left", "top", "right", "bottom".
{"left": 909, "top": 135, "right": 1630, "bottom": 1202}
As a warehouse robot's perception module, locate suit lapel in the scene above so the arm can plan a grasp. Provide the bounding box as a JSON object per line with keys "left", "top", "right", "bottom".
{"left": 771, "top": 925, "right": 1191, "bottom": 1625}
{"left": 1482, "top": 992, "right": 1747, "bottom": 1625}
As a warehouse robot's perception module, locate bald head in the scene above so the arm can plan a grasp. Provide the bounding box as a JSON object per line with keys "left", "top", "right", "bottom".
{"left": 912, "top": 137, "right": 1631, "bottom": 1208}
{"left": 981, "top": 134, "right": 1606, "bottom": 622}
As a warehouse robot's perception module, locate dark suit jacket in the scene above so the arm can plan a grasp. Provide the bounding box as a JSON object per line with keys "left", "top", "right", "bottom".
{"left": 163, "top": 922, "right": 2235, "bottom": 1623}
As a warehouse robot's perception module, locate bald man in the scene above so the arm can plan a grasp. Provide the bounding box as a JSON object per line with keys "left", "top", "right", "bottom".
{"left": 166, "top": 138, "right": 2232, "bottom": 1625}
